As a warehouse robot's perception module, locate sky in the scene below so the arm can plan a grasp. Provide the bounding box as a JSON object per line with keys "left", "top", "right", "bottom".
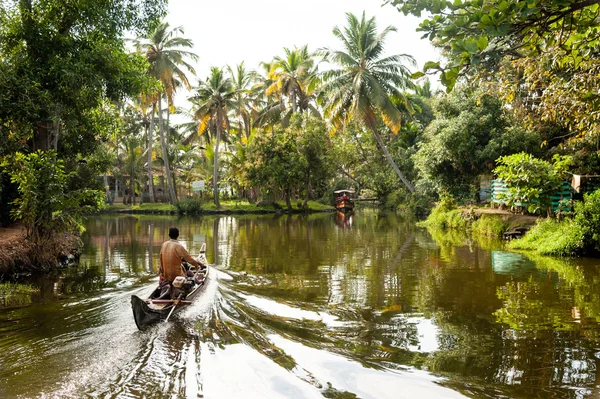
{"left": 166, "top": 0, "right": 440, "bottom": 111}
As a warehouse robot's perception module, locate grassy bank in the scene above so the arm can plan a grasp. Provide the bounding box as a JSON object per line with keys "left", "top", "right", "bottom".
{"left": 422, "top": 190, "right": 600, "bottom": 257}
{"left": 508, "top": 218, "right": 582, "bottom": 256}
{"left": 101, "top": 200, "right": 335, "bottom": 215}
{"left": 0, "top": 282, "right": 38, "bottom": 308}
{"left": 418, "top": 197, "right": 538, "bottom": 239}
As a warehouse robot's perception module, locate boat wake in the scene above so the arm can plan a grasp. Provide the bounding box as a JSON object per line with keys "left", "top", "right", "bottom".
{"left": 2, "top": 267, "right": 466, "bottom": 399}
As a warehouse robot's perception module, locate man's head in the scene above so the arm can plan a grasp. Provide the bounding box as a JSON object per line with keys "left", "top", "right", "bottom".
{"left": 169, "top": 227, "right": 179, "bottom": 239}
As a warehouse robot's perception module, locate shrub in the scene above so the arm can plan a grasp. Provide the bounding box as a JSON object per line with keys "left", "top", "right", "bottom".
{"left": 510, "top": 190, "right": 600, "bottom": 256}
{"left": 573, "top": 189, "right": 600, "bottom": 253}
{"left": 493, "top": 152, "right": 572, "bottom": 215}
{"left": 1, "top": 150, "right": 103, "bottom": 242}
{"left": 419, "top": 195, "right": 469, "bottom": 230}
{"left": 472, "top": 214, "right": 508, "bottom": 238}
{"left": 175, "top": 198, "right": 204, "bottom": 215}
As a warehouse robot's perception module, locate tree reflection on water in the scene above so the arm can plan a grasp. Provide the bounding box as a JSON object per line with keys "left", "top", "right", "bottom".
{"left": 3, "top": 212, "right": 600, "bottom": 398}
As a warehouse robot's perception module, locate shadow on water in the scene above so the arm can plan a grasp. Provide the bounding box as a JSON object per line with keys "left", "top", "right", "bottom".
{"left": 2, "top": 213, "right": 600, "bottom": 398}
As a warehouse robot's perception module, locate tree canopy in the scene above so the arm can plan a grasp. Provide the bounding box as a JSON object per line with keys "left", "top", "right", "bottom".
{"left": 388, "top": 0, "right": 600, "bottom": 88}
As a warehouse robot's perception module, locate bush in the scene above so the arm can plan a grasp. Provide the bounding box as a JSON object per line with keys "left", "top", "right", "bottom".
{"left": 510, "top": 190, "right": 600, "bottom": 256}
{"left": 472, "top": 214, "right": 508, "bottom": 238}
{"left": 573, "top": 189, "right": 600, "bottom": 253}
{"left": 494, "top": 152, "right": 572, "bottom": 215}
{"left": 175, "top": 198, "right": 204, "bottom": 215}
{"left": 1, "top": 150, "right": 103, "bottom": 242}
{"left": 419, "top": 195, "right": 469, "bottom": 230}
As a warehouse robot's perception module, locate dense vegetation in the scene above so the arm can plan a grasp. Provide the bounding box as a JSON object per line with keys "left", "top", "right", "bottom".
{"left": 1, "top": 0, "right": 600, "bottom": 258}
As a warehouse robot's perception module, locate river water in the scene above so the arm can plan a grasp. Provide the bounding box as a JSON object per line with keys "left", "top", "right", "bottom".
{"left": 1, "top": 211, "right": 600, "bottom": 398}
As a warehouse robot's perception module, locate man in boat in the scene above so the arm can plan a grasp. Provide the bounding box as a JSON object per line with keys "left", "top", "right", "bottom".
{"left": 159, "top": 227, "right": 205, "bottom": 283}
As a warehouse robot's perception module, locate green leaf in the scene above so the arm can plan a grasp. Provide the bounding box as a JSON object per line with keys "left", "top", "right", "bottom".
{"left": 465, "top": 40, "right": 479, "bottom": 54}
{"left": 411, "top": 71, "right": 426, "bottom": 79}
{"left": 423, "top": 61, "right": 441, "bottom": 71}
{"left": 477, "top": 36, "right": 489, "bottom": 50}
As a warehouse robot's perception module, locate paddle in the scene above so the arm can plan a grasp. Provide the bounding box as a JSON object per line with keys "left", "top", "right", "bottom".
{"left": 164, "top": 292, "right": 183, "bottom": 323}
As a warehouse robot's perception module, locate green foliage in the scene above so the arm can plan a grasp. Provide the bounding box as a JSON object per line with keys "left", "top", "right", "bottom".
{"left": 494, "top": 152, "right": 572, "bottom": 214}
{"left": 245, "top": 124, "right": 307, "bottom": 206}
{"left": 419, "top": 195, "right": 468, "bottom": 231}
{"left": 388, "top": 0, "right": 600, "bottom": 147}
{"left": 414, "top": 86, "right": 541, "bottom": 199}
{"left": 471, "top": 214, "right": 508, "bottom": 238}
{"left": 509, "top": 190, "right": 600, "bottom": 256}
{"left": 382, "top": 190, "right": 430, "bottom": 216}
{"left": 572, "top": 189, "right": 600, "bottom": 253}
{"left": 1, "top": 151, "right": 103, "bottom": 242}
{"left": 175, "top": 198, "right": 204, "bottom": 215}
{"left": 0, "top": 283, "right": 37, "bottom": 308}
{"left": 295, "top": 116, "right": 336, "bottom": 201}
{"left": 387, "top": 0, "right": 600, "bottom": 89}
{"left": 508, "top": 218, "right": 583, "bottom": 256}
{"left": 0, "top": 0, "right": 165, "bottom": 155}
{"left": 245, "top": 115, "right": 333, "bottom": 209}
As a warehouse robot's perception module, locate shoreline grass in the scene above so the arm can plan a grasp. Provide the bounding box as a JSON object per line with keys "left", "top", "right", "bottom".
{"left": 0, "top": 282, "right": 38, "bottom": 308}
{"left": 99, "top": 200, "right": 335, "bottom": 215}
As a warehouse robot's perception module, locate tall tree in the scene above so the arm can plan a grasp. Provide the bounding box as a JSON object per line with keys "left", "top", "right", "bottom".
{"left": 388, "top": 0, "right": 600, "bottom": 147}
{"left": 134, "top": 22, "right": 197, "bottom": 204}
{"left": 257, "top": 46, "right": 321, "bottom": 128}
{"left": 388, "top": 0, "right": 600, "bottom": 89}
{"left": 227, "top": 62, "right": 259, "bottom": 140}
{"left": 191, "top": 67, "right": 235, "bottom": 208}
{"left": 320, "top": 12, "right": 416, "bottom": 192}
{"left": 0, "top": 0, "right": 165, "bottom": 229}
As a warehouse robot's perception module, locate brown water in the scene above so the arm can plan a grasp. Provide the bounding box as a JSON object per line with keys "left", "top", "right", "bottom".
{"left": 1, "top": 211, "right": 600, "bottom": 398}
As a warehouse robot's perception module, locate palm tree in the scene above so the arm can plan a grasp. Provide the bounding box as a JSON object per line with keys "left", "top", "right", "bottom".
{"left": 134, "top": 22, "right": 198, "bottom": 204}
{"left": 256, "top": 46, "right": 321, "bottom": 128}
{"left": 227, "top": 62, "right": 259, "bottom": 140}
{"left": 320, "top": 12, "right": 416, "bottom": 193}
{"left": 191, "top": 67, "right": 235, "bottom": 208}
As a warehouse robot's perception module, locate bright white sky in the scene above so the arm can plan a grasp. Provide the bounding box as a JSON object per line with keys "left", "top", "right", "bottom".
{"left": 166, "top": 0, "right": 440, "bottom": 111}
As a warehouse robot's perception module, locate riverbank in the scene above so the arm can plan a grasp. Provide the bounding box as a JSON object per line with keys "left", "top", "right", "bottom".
{"left": 0, "top": 225, "right": 81, "bottom": 279}
{"left": 99, "top": 200, "right": 336, "bottom": 215}
{"left": 421, "top": 190, "right": 600, "bottom": 257}
{"left": 419, "top": 201, "right": 541, "bottom": 239}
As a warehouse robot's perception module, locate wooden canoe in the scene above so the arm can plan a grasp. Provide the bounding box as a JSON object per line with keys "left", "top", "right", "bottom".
{"left": 131, "top": 245, "right": 209, "bottom": 330}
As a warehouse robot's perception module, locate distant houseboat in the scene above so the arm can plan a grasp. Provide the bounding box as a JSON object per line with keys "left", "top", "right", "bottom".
{"left": 334, "top": 190, "right": 355, "bottom": 212}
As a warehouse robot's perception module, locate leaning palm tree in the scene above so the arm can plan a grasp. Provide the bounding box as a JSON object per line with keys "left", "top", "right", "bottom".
{"left": 320, "top": 12, "right": 416, "bottom": 192}
{"left": 134, "top": 22, "right": 198, "bottom": 204}
{"left": 190, "top": 67, "right": 235, "bottom": 208}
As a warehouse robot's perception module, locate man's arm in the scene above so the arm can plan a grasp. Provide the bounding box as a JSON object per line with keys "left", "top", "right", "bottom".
{"left": 175, "top": 244, "right": 202, "bottom": 267}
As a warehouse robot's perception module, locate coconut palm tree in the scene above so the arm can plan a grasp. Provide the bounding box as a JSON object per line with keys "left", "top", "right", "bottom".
{"left": 227, "top": 62, "right": 260, "bottom": 141}
{"left": 320, "top": 12, "right": 416, "bottom": 193}
{"left": 256, "top": 46, "right": 321, "bottom": 128}
{"left": 191, "top": 67, "right": 235, "bottom": 208}
{"left": 134, "top": 22, "right": 198, "bottom": 204}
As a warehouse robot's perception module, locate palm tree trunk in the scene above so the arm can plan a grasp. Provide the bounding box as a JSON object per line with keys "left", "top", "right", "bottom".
{"left": 147, "top": 103, "right": 156, "bottom": 203}
{"left": 371, "top": 127, "right": 415, "bottom": 193}
{"left": 158, "top": 97, "right": 177, "bottom": 204}
{"left": 130, "top": 148, "right": 136, "bottom": 206}
{"left": 214, "top": 122, "right": 221, "bottom": 208}
{"left": 166, "top": 105, "right": 178, "bottom": 201}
